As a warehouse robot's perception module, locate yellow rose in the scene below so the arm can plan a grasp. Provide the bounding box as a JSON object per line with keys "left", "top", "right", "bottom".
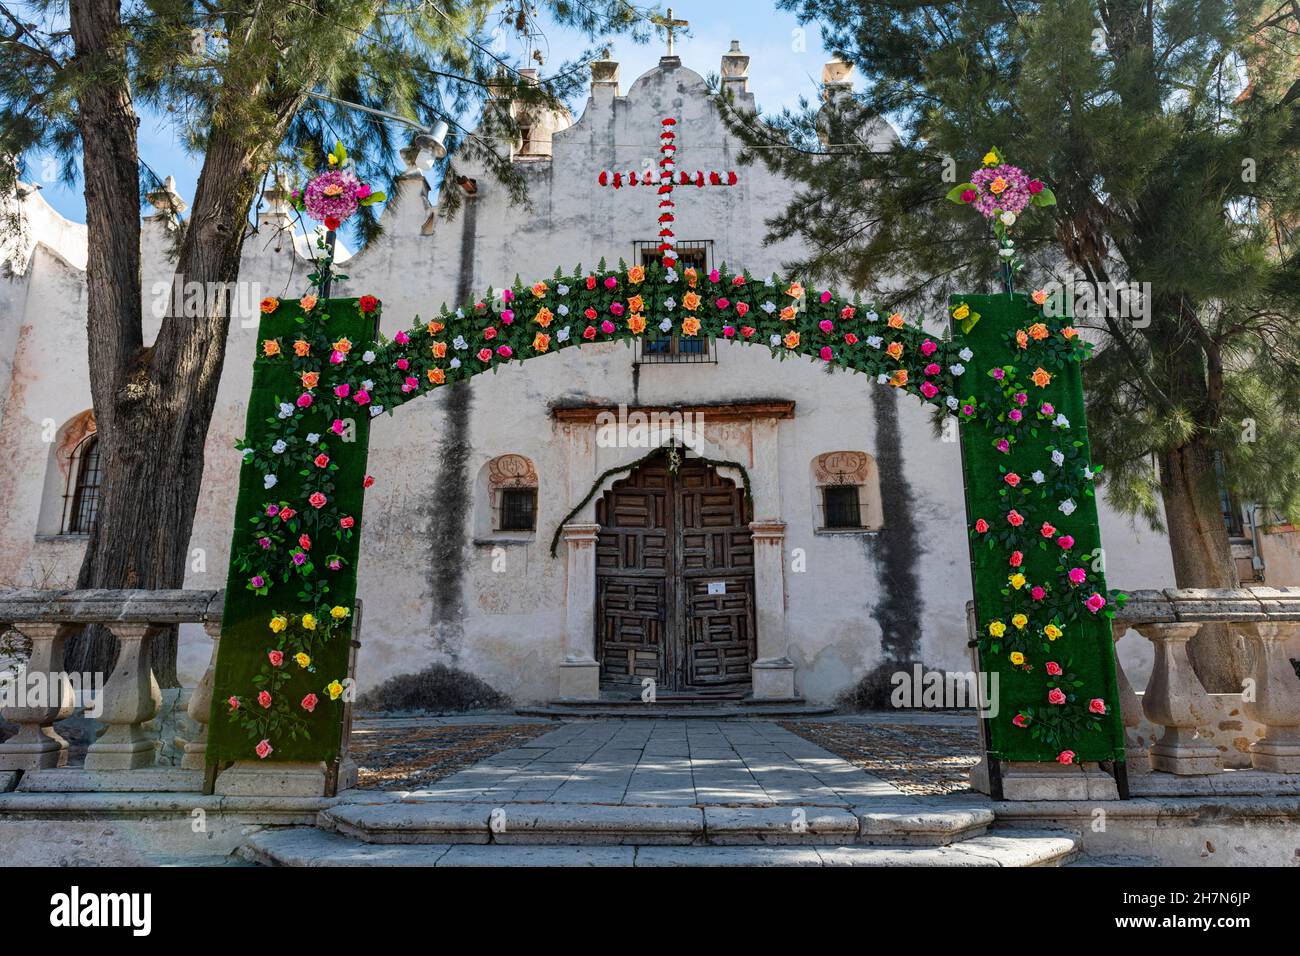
{"left": 294, "top": 652, "right": 311, "bottom": 668}
{"left": 1009, "top": 573, "right": 1027, "bottom": 590}
{"left": 269, "top": 615, "right": 288, "bottom": 634}
{"left": 1012, "top": 613, "right": 1028, "bottom": 630}
{"left": 988, "top": 620, "right": 1006, "bottom": 638}
{"left": 301, "top": 613, "right": 317, "bottom": 631}
{"left": 326, "top": 680, "right": 344, "bottom": 701}
{"left": 952, "top": 303, "right": 970, "bottom": 321}
{"left": 1009, "top": 652, "right": 1025, "bottom": 666}
{"left": 982, "top": 150, "right": 999, "bottom": 166}
{"left": 1044, "top": 624, "right": 1063, "bottom": 641}
{"left": 330, "top": 605, "right": 350, "bottom": 620}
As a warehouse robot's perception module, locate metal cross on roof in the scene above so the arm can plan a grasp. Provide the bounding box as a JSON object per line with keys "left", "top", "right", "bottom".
{"left": 595, "top": 116, "right": 739, "bottom": 271}
{"left": 650, "top": 7, "right": 689, "bottom": 58}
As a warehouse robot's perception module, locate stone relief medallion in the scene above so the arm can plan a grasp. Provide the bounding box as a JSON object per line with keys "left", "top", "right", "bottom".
{"left": 813, "top": 450, "right": 871, "bottom": 486}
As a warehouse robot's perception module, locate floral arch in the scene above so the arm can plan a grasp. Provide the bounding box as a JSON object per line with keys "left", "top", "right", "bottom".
{"left": 206, "top": 150, "right": 1128, "bottom": 793}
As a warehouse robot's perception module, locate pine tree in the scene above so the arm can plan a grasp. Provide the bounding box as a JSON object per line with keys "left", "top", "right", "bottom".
{"left": 1, "top": 0, "right": 651, "bottom": 681}
{"left": 720, "top": 0, "right": 1300, "bottom": 689}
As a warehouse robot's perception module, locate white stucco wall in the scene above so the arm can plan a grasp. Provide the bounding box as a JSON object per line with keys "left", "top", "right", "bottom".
{"left": 0, "top": 49, "right": 1179, "bottom": 702}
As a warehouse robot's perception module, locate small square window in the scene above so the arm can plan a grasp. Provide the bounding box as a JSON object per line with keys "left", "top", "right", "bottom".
{"left": 822, "top": 485, "right": 863, "bottom": 529}
{"left": 498, "top": 488, "right": 537, "bottom": 532}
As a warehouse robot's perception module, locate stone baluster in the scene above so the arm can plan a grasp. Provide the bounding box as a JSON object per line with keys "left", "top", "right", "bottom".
{"left": 181, "top": 619, "right": 222, "bottom": 771}
{"left": 1110, "top": 621, "right": 1150, "bottom": 775}
{"left": 1137, "top": 622, "right": 1221, "bottom": 774}
{"left": 1241, "top": 623, "right": 1300, "bottom": 773}
{"left": 0, "top": 622, "right": 75, "bottom": 770}
{"left": 84, "top": 623, "right": 162, "bottom": 770}
{"left": 557, "top": 523, "right": 601, "bottom": 700}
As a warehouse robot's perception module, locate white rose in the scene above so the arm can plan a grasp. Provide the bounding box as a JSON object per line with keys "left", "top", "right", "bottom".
{"left": 946, "top": 396, "right": 959, "bottom": 409}
{"left": 263, "top": 474, "right": 278, "bottom": 489}
{"left": 950, "top": 363, "right": 965, "bottom": 376}
{"left": 959, "top": 347, "right": 974, "bottom": 361}
{"left": 664, "top": 297, "right": 676, "bottom": 310}
{"left": 1054, "top": 414, "right": 1070, "bottom": 429}
{"left": 761, "top": 301, "right": 777, "bottom": 314}
{"left": 306, "top": 433, "right": 320, "bottom": 444}
{"left": 453, "top": 335, "right": 468, "bottom": 350}
{"left": 877, "top": 373, "right": 890, "bottom": 385}
{"left": 557, "top": 327, "right": 570, "bottom": 342}
{"left": 660, "top": 319, "right": 673, "bottom": 332}
{"left": 866, "top": 336, "right": 883, "bottom": 349}
{"left": 1000, "top": 211, "right": 1016, "bottom": 226}
{"left": 450, "top": 358, "right": 461, "bottom": 369}
{"left": 362, "top": 350, "right": 376, "bottom": 363}
{"left": 866, "top": 311, "right": 879, "bottom": 322}
{"left": 1031, "top": 470, "right": 1045, "bottom": 484}
{"left": 1059, "top": 499, "right": 1077, "bottom": 516}
{"left": 557, "top": 304, "right": 569, "bottom": 316}
{"left": 557, "top": 284, "right": 569, "bottom": 296}
{"left": 1051, "top": 450, "right": 1065, "bottom": 466}
{"left": 272, "top": 439, "right": 287, "bottom": 454}
{"left": 770, "top": 335, "right": 782, "bottom": 347}
{"left": 370, "top": 405, "right": 383, "bottom": 417}
{"left": 277, "top": 403, "right": 294, "bottom": 419}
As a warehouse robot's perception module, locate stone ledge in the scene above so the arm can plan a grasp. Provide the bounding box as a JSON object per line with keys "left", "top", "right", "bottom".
{"left": 17, "top": 767, "right": 202, "bottom": 793}
{"left": 702, "top": 805, "right": 859, "bottom": 845}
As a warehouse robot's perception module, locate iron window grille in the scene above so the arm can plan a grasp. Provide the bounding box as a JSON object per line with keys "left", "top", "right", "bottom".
{"left": 633, "top": 240, "right": 716, "bottom": 364}
{"left": 61, "top": 434, "right": 102, "bottom": 535}
{"left": 498, "top": 487, "right": 537, "bottom": 532}
{"left": 821, "top": 484, "right": 866, "bottom": 530}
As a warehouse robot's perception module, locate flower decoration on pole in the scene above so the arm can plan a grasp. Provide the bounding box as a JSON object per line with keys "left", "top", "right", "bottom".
{"left": 947, "top": 147, "right": 1056, "bottom": 296}
{"left": 290, "top": 141, "right": 386, "bottom": 295}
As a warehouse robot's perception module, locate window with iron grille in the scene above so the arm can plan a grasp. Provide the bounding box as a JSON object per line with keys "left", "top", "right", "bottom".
{"left": 633, "top": 240, "right": 715, "bottom": 364}
{"left": 822, "top": 484, "right": 864, "bottom": 529}
{"left": 61, "top": 434, "right": 102, "bottom": 535}
{"left": 498, "top": 487, "right": 537, "bottom": 532}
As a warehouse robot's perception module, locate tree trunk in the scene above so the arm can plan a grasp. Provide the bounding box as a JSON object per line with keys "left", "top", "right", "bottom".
{"left": 1158, "top": 437, "right": 1248, "bottom": 692}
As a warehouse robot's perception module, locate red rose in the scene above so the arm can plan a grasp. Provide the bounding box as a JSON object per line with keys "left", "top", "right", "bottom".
{"left": 228, "top": 696, "right": 239, "bottom": 711}
{"left": 301, "top": 693, "right": 319, "bottom": 713}
{"left": 1007, "top": 510, "right": 1024, "bottom": 527}
{"left": 340, "top": 515, "right": 355, "bottom": 529}
{"left": 483, "top": 326, "right": 497, "bottom": 340}
{"left": 1009, "top": 550, "right": 1023, "bottom": 567}
{"left": 1056, "top": 750, "right": 1075, "bottom": 765}
{"left": 363, "top": 474, "right": 375, "bottom": 488}
{"left": 1088, "top": 698, "right": 1107, "bottom": 715}
{"left": 477, "top": 348, "right": 493, "bottom": 362}
{"left": 1012, "top": 714, "right": 1028, "bottom": 728}
{"left": 844, "top": 333, "right": 858, "bottom": 345}
{"left": 1004, "top": 472, "right": 1020, "bottom": 487}
{"left": 586, "top": 275, "right": 597, "bottom": 290}
{"left": 258, "top": 690, "right": 272, "bottom": 709}
{"left": 298, "top": 534, "right": 311, "bottom": 550}
{"left": 1040, "top": 522, "right": 1057, "bottom": 538}
{"left": 974, "top": 519, "right": 989, "bottom": 533}
{"left": 314, "top": 454, "right": 329, "bottom": 468}
{"left": 279, "top": 507, "right": 296, "bottom": 522}
{"left": 358, "top": 295, "right": 379, "bottom": 314}
{"left": 740, "top": 326, "right": 755, "bottom": 338}
{"left": 325, "top": 216, "right": 341, "bottom": 231}
{"left": 583, "top": 325, "right": 597, "bottom": 340}
{"left": 1046, "top": 661, "right": 1062, "bottom": 675}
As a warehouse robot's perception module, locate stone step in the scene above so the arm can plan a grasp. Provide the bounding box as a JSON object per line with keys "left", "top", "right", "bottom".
{"left": 516, "top": 701, "right": 834, "bottom": 719}
{"left": 321, "top": 800, "right": 1000, "bottom": 847}
{"left": 241, "top": 826, "right": 1079, "bottom": 867}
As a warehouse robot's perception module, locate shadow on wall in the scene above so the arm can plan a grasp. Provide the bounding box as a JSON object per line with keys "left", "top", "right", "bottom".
{"left": 355, "top": 662, "right": 511, "bottom": 715}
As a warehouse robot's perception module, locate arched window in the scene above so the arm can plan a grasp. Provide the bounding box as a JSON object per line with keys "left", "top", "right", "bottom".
{"left": 482, "top": 454, "right": 539, "bottom": 535}
{"left": 811, "top": 451, "right": 883, "bottom": 532}
{"left": 62, "top": 434, "right": 102, "bottom": 535}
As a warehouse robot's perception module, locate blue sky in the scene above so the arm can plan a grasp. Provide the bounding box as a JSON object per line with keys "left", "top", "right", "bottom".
{"left": 26, "top": 2, "right": 831, "bottom": 224}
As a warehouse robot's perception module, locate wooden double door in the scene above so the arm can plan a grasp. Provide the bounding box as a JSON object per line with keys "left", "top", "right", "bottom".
{"left": 595, "top": 453, "right": 757, "bottom": 691}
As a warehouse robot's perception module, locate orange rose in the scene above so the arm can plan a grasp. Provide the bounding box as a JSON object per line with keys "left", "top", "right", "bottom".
{"left": 1028, "top": 323, "right": 1049, "bottom": 340}
{"left": 531, "top": 281, "right": 548, "bottom": 298}
{"left": 533, "top": 332, "right": 550, "bottom": 353}
{"left": 332, "top": 337, "right": 352, "bottom": 354}
{"left": 301, "top": 371, "right": 319, "bottom": 389}
{"left": 427, "top": 367, "right": 445, "bottom": 385}
{"left": 1031, "top": 367, "right": 1053, "bottom": 388}
{"left": 683, "top": 291, "right": 701, "bottom": 311}
{"left": 1061, "top": 326, "right": 1078, "bottom": 339}
{"left": 628, "top": 315, "right": 647, "bottom": 334}
{"left": 890, "top": 369, "right": 908, "bottom": 387}
{"left": 886, "top": 341, "right": 904, "bottom": 360}
{"left": 887, "top": 312, "right": 905, "bottom": 329}
{"left": 783, "top": 331, "right": 800, "bottom": 349}
{"left": 427, "top": 320, "right": 445, "bottom": 335}
{"left": 534, "top": 307, "right": 553, "bottom": 328}
{"left": 1031, "top": 289, "right": 1048, "bottom": 306}
{"left": 431, "top": 341, "right": 447, "bottom": 358}
{"left": 989, "top": 176, "right": 1007, "bottom": 195}
{"left": 682, "top": 317, "right": 701, "bottom": 336}
{"left": 780, "top": 306, "right": 797, "bottom": 321}
{"left": 684, "top": 268, "right": 698, "bottom": 287}
{"left": 627, "top": 295, "right": 644, "bottom": 313}
{"left": 1016, "top": 330, "right": 1029, "bottom": 349}
{"left": 293, "top": 339, "right": 311, "bottom": 357}
{"left": 628, "top": 265, "right": 645, "bottom": 284}
{"left": 260, "top": 297, "right": 279, "bottom": 314}
{"left": 786, "top": 282, "right": 804, "bottom": 299}
{"left": 262, "top": 339, "right": 281, "bottom": 357}
{"left": 299, "top": 294, "right": 318, "bottom": 312}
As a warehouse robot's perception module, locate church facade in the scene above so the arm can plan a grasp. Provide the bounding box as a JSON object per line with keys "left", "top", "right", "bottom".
{"left": 0, "top": 45, "right": 1220, "bottom": 705}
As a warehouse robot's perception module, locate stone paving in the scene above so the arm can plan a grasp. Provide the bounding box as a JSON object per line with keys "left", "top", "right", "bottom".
{"left": 399, "top": 719, "right": 908, "bottom": 806}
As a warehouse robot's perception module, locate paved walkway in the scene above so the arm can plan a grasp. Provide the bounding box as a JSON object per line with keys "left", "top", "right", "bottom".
{"left": 400, "top": 719, "right": 907, "bottom": 806}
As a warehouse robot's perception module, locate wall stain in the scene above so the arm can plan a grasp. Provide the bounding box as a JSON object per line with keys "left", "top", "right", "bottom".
{"left": 423, "top": 197, "right": 478, "bottom": 661}
{"left": 863, "top": 384, "right": 924, "bottom": 665}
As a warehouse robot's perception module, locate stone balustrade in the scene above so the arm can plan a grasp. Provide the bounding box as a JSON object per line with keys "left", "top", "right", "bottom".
{"left": 1115, "top": 587, "right": 1300, "bottom": 777}
{"left": 0, "top": 589, "right": 223, "bottom": 785}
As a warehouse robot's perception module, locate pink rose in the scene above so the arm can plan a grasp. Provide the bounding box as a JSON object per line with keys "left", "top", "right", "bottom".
{"left": 604, "top": 276, "right": 618, "bottom": 289}
{"left": 819, "top": 319, "right": 834, "bottom": 334}
{"left": 1046, "top": 661, "right": 1062, "bottom": 676}
{"left": 331, "top": 419, "right": 346, "bottom": 435}
{"left": 1004, "top": 472, "right": 1020, "bottom": 487}
{"left": 1068, "top": 567, "right": 1087, "bottom": 585}
{"left": 717, "top": 298, "right": 731, "bottom": 310}
{"left": 477, "top": 348, "right": 493, "bottom": 362}
{"left": 735, "top": 302, "right": 750, "bottom": 317}
{"left": 258, "top": 690, "right": 272, "bottom": 709}
{"left": 1056, "top": 750, "right": 1075, "bottom": 765}
{"left": 600, "top": 320, "right": 616, "bottom": 334}
{"left": 255, "top": 739, "right": 273, "bottom": 759}
{"left": 1009, "top": 551, "right": 1023, "bottom": 567}
{"left": 269, "top": 650, "right": 284, "bottom": 667}
{"left": 1048, "top": 688, "right": 1066, "bottom": 705}
{"left": 1057, "top": 535, "right": 1074, "bottom": 549}
{"left": 228, "top": 696, "right": 239, "bottom": 711}
{"left": 1012, "top": 713, "right": 1029, "bottom": 728}
{"left": 610, "top": 302, "right": 625, "bottom": 316}
{"left": 394, "top": 330, "right": 409, "bottom": 345}
{"left": 334, "top": 383, "right": 350, "bottom": 398}
{"left": 1089, "top": 698, "right": 1107, "bottom": 715}
{"left": 722, "top": 326, "right": 736, "bottom": 338}
{"left": 496, "top": 345, "right": 513, "bottom": 358}
{"left": 296, "top": 393, "right": 313, "bottom": 408}
{"left": 920, "top": 339, "right": 937, "bottom": 356}
{"left": 1030, "top": 586, "right": 1046, "bottom": 601}
{"left": 353, "top": 389, "right": 370, "bottom": 405}
{"left": 996, "top": 439, "right": 1010, "bottom": 453}
{"left": 340, "top": 516, "right": 354, "bottom": 529}
{"left": 920, "top": 381, "right": 938, "bottom": 398}
{"left": 974, "top": 519, "right": 989, "bottom": 533}
{"left": 309, "top": 491, "right": 327, "bottom": 509}
{"left": 1007, "top": 510, "right": 1024, "bottom": 527}
{"left": 960, "top": 189, "right": 977, "bottom": 203}
{"left": 301, "top": 693, "right": 319, "bottom": 713}
{"left": 483, "top": 327, "right": 497, "bottom": 341}
{"left": 1085, "top": 592, "right": 1107, "bottom": 613}
{"left": 819, "top": 290, "right": 832, "bottom": 304}
{"left": 500, "top": 310, "right": 514, "bottom": 325}
{"left": 329, "top": 350, "right": 346, "bottom": 364}
{"left": 819, "top": 346, "right": 833, "bottom": 362}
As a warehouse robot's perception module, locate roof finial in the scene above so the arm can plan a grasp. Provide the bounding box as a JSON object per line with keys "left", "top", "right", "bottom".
{"left": 651, "top": 7, "right": 689, "bottom": 58}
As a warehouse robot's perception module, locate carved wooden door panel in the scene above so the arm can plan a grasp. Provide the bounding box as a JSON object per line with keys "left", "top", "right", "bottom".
{"left": 595, "top": 462, "right": 672, "bottom": 684}
{"left": 595, "top": 454, "right": 756, "bottom": 690}
{"left": 675, "top": 460, "right": 756, "bottom": 686}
